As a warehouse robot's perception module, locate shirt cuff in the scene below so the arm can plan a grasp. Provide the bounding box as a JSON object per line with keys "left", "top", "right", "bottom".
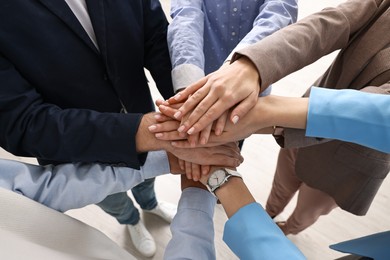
{"left": 172, "top": 64, "right": 205, "bottom": 92}
{"left": 179, "top": 188, "right": 216, "bottom": 214}
{"left": 140, "top": 150, "right": 170, "bottom": 180}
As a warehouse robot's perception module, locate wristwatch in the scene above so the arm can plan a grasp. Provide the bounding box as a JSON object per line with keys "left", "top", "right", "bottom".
{"left": 206, "top": 168, "right": 242, "bottom": 194}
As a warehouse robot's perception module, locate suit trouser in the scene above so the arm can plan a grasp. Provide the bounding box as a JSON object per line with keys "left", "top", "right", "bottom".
{"left": 265, "top": 148, "right": 338, "bottom": 235}
{"left": 97, "top": 177, "right": 157, "bottom": 225}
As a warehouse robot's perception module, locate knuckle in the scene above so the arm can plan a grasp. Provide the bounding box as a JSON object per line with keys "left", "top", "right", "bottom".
{"left": 194, "top": 105, "right": 206, "bottom": 115}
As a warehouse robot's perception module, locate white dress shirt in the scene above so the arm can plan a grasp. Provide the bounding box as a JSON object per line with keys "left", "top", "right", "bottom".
{"left": 64, "top": 0, "right": 98, "bottom": 48}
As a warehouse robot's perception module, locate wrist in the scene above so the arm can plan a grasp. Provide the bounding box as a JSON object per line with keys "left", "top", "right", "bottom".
{"left": 181, "top": 175, "right": 207, "bottom": 191}
{"left": 236, "top": 56, "right": 261, "bottom": 89}
{"left": 203, "top": 168, "right": 241, "bottom": 195}
{"left": 167, "top": 152, "right": 183, "bottom": 174}
{"left": 252, "top": 97, "right": 275, "bottom": 130}
{"left": 260, "top": 95, "right": 309, "bottom": 129}
{"left": 136, "top": 113, "right": 172, "bottom": 153}
{"left": 215, "top": 177, "right": 255, "bottom": 218}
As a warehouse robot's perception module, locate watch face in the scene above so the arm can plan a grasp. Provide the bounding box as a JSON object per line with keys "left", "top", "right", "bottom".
{"left": 208, "top": 170, "right": 226, "bottom": 187}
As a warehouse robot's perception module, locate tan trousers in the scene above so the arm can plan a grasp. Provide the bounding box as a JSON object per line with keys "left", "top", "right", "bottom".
{"left": 266, "top": 148, "right": 338, "bottom": 235}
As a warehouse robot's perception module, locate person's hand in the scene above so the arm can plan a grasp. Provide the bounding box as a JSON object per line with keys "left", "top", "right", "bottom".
{"left": 148, "top": 112, "right": 187, "bottom": 141}
{"left": 167, "top": 98, "right": 272, "bottom": 148}
{"left": 181, "top": 174, "right": 208, "bottom": 191}
{"left": 168, "top": 141, "right": 241, "bottom": 181}
{"left": 180, "top": 160, "right": 211, "bottom": 182}
{"left": 167, "top": 152, "right": 184, "bottom": 174}
{"left": 166, "top": 57, "right": 261, "bottom": 136}
{"left": 167, "top": 152, "right": 210, "bottom": 181}
{"left": 156, "top": 101, "right": 228, "bottom": 146}
{"left": 167, "top": 142, "right": 243, "bottom": 172}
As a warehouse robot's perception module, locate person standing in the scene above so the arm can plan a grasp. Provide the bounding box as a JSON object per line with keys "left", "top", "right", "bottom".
{"left": 0, "top": 0, "right": 242, "bottom": 257}
{"left": 167, "top": 0, "right": 297, "bottom": 145}
{"left": 160, "top": 0, "right": 390, "bottom": 237}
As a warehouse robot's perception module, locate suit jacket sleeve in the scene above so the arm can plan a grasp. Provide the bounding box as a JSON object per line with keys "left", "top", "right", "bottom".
{"left": 233, "top": 0, "right": 380, "bottom": 92}
{"left": 0, "top": 54, "right": 143, "bottom": 167}
{"left": 143, "top": 0, "right": 174, "bottom": 100}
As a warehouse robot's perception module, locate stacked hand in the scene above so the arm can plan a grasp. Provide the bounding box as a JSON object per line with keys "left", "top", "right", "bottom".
{"left": 158, "top": 57, "right": 261, "bottom": 146}
{"left": 145, "top": 57, "right": 276, "bottom": 181}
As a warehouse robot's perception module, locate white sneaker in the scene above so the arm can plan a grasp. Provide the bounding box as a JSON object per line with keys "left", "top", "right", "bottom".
{"left": 144, "top": 201, "right": 177, "bottom": 223}
{"left": 127, "top": 220, "right": 156, "bottom": 257}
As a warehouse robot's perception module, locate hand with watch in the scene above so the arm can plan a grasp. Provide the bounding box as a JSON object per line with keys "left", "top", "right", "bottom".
{"left": 200, "top": 168, "right": 255, "bottom": 218}
{"left": 204, "top": 168, "right": 242, "bottom": 195}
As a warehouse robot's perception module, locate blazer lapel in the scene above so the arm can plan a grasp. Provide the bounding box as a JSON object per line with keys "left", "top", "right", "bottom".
{"left": 85, "top": 0, "right": 108, "bottom": 64}
{"left": 38, "top": 0, "right": 99, "bottom": 54}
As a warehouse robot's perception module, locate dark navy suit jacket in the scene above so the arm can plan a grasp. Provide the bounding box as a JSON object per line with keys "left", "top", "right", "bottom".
{"left": 0, "top": 0, "right": 173, "bottom": 168}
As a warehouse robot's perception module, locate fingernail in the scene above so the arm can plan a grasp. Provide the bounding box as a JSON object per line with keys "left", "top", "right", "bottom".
{"left": 174, "top": 111, "right": 181, "bottom": 119}
{"left": 178, "top": 125, "right": 185, "bottom": 133}
{"left": 154, "top": 114, "right": 161, "bottom": 120}
{"left": 155, "top": 133, "right": 163, "bottom": 138}
{"left": 159, "top": 105, "right": 167, "bottom": 111}
{"left": 215, "top": 128, "right": 221, "bottom": 135}
{"left": 174, "top": 94, "right": 181, "bottom": 100}
{"left": 232, "top": 115, "right": 240, "bottom": 124}
{"left": 148, "top": 125, "right": 157, "bottom": 131}
{"left": 187, "top": 127, "right": 195, "bottom": 135}
{"left": 200, "top": 137, "right": 207, "bottom": 145}
{"left": 171, "top": 141, "right": 177, "bottom": 146}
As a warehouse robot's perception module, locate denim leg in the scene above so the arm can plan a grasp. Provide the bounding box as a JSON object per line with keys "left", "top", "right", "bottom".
{"left": 97, "top": 192, "right": 140, "bottom": 225}
{"left": 131, "top": 178, "right": 157, "bottom": 211}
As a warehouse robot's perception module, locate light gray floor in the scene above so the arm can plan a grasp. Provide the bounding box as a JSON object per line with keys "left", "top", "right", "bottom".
{"left": 1, "top": 1, "right": 389, "bottom": 259}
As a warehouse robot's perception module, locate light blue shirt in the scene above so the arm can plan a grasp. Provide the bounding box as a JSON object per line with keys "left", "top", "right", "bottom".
{"left": 0, "top": 151, "right": 170, "bottom": 212}
{"left": 164, "top": 188, "right": 217, "bottom": 259}
{"left": 224, "top": 202, "right": 305, "bottom": 259}
{"left": 306, "top": 87, "right": 390, "bottom": 153}
{"left": 164, "top": 187, "right": 305, "bottom": 259}
{"left": 168, "top": 0, "right": 298, "bottom": 91}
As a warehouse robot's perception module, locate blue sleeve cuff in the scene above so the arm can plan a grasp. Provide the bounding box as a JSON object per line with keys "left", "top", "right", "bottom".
{"left": 179, "top": 187, "right": 216, "bottom": 213}
{"left": 140, "top": 150, "right": 170, "bottom": 180}
{"left": 224, "top": 203, "right": 305, "bottom": 259}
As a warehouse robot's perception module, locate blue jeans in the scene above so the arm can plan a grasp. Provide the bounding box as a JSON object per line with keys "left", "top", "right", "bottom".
{"left": 97, "top": 178, "right": 157, "bottom": 225}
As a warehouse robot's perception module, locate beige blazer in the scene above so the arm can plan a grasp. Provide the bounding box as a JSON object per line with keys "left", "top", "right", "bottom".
{"left": 235, "top": 0, "right": 390, "bottom": 215}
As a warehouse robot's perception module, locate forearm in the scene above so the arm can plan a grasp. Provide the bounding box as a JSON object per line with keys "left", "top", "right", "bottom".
{"left": 214, "top": 177, "right": 255, "bottom": 218}
{"left": 168, "top": 0, "right": 205, "bottom": 91}
{"left": 164, "top": 187, "right": 216, "bottom": 260}
{"left": 256, "top": 95, "right": 309, "bottom": 130}
{"left": 199, "top": 169, "right": 305, "bottom": 259}
{"left": 0, "top": 151, "right": 170, "bottom": 212}
{"left": 234, "top": 0, "right": 378, "bottom": 90}
{"left": 306, "top": 87, "right": 390, "bottom": 153}
{"left": 136, "top": 112, "right": 171, "bottom": 153}
{"left": 224, "top": 203, "right": 306, "bottom": 259}
{"left": 198, "top": 167, "right": 254, "bottom": 218}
